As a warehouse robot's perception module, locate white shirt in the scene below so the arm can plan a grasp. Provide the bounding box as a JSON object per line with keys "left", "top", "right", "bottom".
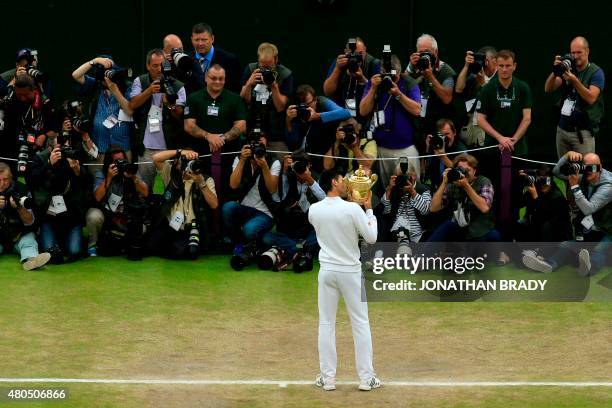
{"left": 232, "top": 157, "right": 281, "bottom": 218}
{"left": 308, "top": 196, "right": 377, "bottom": 272}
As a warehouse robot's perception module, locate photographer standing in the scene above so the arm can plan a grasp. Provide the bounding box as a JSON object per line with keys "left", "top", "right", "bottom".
{"left": 223, "top": 135, "right": 280, "bottom": 257}
{"left": 130, "top": 49, "right": 186, "bottom": 190}
{"left": 149, "top": 149, "right": 218, "bottom": 259}
{"left": 285, "top": 85, "right": 351, "bottom": 174}
{"left": 360, "top": 54, "right": 421, "bottom": 190}
{"left": 323, "top": 37, "right": 380, "bottom": 123}
{"left": 86, "top": 149, "right": 148, "bottom": 257}
{"left": 261, "top": 153, "right": 325, "bottom": 268}
{"left": 523, "top": 152, "right": 611, "bottom": 276}
{"left": 406, "top": 34, "right": 456, "bottom": 136}
{"left": 28, "top": 139, "right": 91, "bottom": 263}
{"left": 71, "top": 55, "right": 134, "bottom": 167}
{"left": 0, "top": 162, "right": 50, "bottom": 271}
{"left": 455, "top": 47, "right": 498, "bottom": 147}
{"left": 1, "top": 48, "right": 52, "bottom": 100}
{"left": 428, "top": 154, "right": 500, "bottom": 242}
{"left": 240, "top": 43, "right": 293, "bottom": 154}
{"left": 544, "top": 37, "right": 604, "bottom": 157}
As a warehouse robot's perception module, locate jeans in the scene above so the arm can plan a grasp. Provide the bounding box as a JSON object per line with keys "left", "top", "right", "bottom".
{"left": 427, "top": 220, "right": 501, "bottom": 242}
{"left": 0, "top": 232, "right": 40, "bottom": 262}
{"left": 262, "top": 229, "right": 318, "bottom": 257}
{"left": 39, "top": 222, "right": 83, "bottom": 257}
{"left": 222, "top": 201, "right": 274, "bottom": 244}
{"left": 547, "top": 232, "right": 611, "bottom": 275}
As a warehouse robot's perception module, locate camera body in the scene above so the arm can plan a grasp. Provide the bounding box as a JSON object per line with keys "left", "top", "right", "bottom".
{"left": 159, "top": 60, "right": 179, "bottom": 104}
{"left": 447, "top": 166, "right": 468, "bottom": 183}
{"left": 469, "top": 52, "right": 486, "bottom": 75}
{"left": 293, "top": 242, "right": 313, "bottom": 273}
{"left": 92, "top": 63, "right": 132, "bottom": 89}
{"left": 430, "top": 131, "right": 446, "bottom": 150}
{"left": 60, "top": 146, "right": 80, "bottom": 160}
{"left": 345, "top": 38, "right": 363, "bottom": 74}
{"left": 395, "top": 157, "right": 412, "bottom": 191}
{"left": 114, "top": 159, "right": 138, "bottom": 175}
{"left": 63, "top": 100, "right": 92, "bottom": 133}
{"left": 379, "top": 44, "right": 395, "bottom": 94}
{"left": 520, "top": 169, "right": 537, "bottom": 187}
{"left": 183, "top": 157, "right": 205, "bottom": 175}
{"left": 553, "top": 54, "right": 576, "bottom": 77}
{"left": 560, "top": 162, "right": 600, "bottom": 176}
{"left": 1, "top": 187, "right": 33, "bottom": 210}
{"left": 230, "top": 242, "right": 260, "bottom": 271}
{"left": 296, "top": 102, "right": 311, "bottom": 121}
{"left": 16, "top": 129, "right": 36, "bottom": 174}
{"left": 291, "top": 158, "right": 308, "bottom": 175}
{"left": 338, "top": 123, "right": 356, "bottom": 146}
{"left": 259, "top": 68, "right": 277, "bottom": 86}
{"left": 416, "top": 51, "right": 437, "bottom": 72}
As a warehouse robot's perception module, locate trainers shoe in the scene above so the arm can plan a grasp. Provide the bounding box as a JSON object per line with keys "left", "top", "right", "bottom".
{"left": 315, "top": 374, "right": 336, "bottom": 391}
{"left": 23, "top": 252, "right": 51, "bottom": 271}
{"left": 359, "top": 376, "right": 382, "bottom": 391}
{"left": 578, "top": 249, "right": 591, "bottom": 277}
{"left": 522, "top": 253, "right": 553, "bottom": 273}
{"left": 87, "top": 246, "right": 97, "bottom": 257}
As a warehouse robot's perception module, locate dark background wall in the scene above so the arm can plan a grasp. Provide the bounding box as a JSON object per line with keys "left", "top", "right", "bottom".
{"left": 3, "top": 0, "right": 610, "bottom": 160}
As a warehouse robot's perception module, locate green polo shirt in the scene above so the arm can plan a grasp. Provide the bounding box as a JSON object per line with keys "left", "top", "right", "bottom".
{"left": 477, "top": 76, "right": 532, "bottom": 155}
{"left": 185, "top": 88, "right": 247, "bottom": 152}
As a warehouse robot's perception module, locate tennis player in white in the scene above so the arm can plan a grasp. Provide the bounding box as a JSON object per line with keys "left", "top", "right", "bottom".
{"left": 308, "top": 170, "right": 381, "bottom": 391}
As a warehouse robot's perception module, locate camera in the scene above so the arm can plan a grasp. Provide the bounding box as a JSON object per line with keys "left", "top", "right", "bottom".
{"left": 92, "top": 63, "right": 132, "bottom": 88}
{"left": 345, "top": 38, "right": 363, "bottom": 74}
{"left": 395, "top": 157, "right": 412, "bottom": 190}
{"left": 62, "top": 101, "right": 92, "bottom": 133}
{"left": 379, "top": 44, "right": 396, "bottom": 94}
{"left": 249, "top": 140, "right": 266, "bottom": 159}
{"left": 24, "top": 65, "right": 48, "bottom": 82}
{"left": 469, "top": 52, "right": 486, "bottom": 75}
{"left": 16, "top": 129, "right": 35, "bottom": 175}
{"left": 431, "top": 131, "right": 446, "bottom": 150}
{"left": 183, "top": 157, "right": 205, "bottom": 175}
{"left": 159, "top": 60, "right": 178, "bottom": 104}
{"left": 553, "top": 54, "right": 576, "bottom": 77}
{"left": 60, "top": 146, "right": 80, "bottom": 160}
{"left": 1, "top": 188, "right": 33, "bottom": 210}
{"left": 560, "top": 162, "right": 600, "bottom": 176}
{"left": 295, "top": 102, "right": 311, "bottom": 121}
{"left": 114, "top": 159, "right": 138, "bottom": 175}
{"left": 291, "top": 158, "right": 308, "bottom": 175}
{"left": 258, "top": 246, "right": 289, "bottom": 271}
{"left": 188, "top": 220, "right": 200, "bottom": 259}
{"left": 519, "top": 169, "right": 537, "bottom": 187}
{"left": 396, "top": 228, "right": 412, "bottom": 256}
{"left": 230, "top": 242, "right": 260, "bottom": 271}
{"left": 447, "top": 166, "right": 468, "bottom": 183}
{"left": 259, "top": 68, "right": 277, "bottom": 86}
{"left": 338, "top": 124, "right": 356, "bottom": 146}
{"left": 292, "top": 242, "right": 313, "bottom": 273}
{"left": 125, "top": 201, "right": 147, "bottom": 261}
{"left": 416, "top": 51, "right": 437, "bottom": 72}
{"left": 170, "top": 48, "right": 194, "bottom": 74}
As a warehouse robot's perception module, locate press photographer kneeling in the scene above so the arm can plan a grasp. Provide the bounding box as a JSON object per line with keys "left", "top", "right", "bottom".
{"left": 0, "top": 162, "right": 50, "bottom": 270}
{"left": 86, "top": 149, "right": 148, "bottom": 258}
{"left": 149, "top": 149, "right": 218, "bottom": 259}
{"left": 523, "top": 151, "right": 611, "bottom": 276}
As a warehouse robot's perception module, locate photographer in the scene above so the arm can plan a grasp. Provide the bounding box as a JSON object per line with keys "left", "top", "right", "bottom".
{"left": 523, "top": 152, "right": 611, "bottom": 276}
{"left": 162, "top": 34, "right": 184, "bottom": 63}
{"left": 544, "top": 37, "right": 604, "bottom": 157}
{"left": 149, "top": 149, "right": 218, "bottom": 259}
{"left": 0, "top": 162, "right": 50, "bottom": 271}
{"left": 240, "top": 43, "right": 293, "bottom": 154}
{"left": 323, "top": 37, "right": 380, "bottom": 123}
{"left": 323, "top": 118, "right": 376, "bottom": 175}
{"left": 455, "top": 47, "right": 498, "bottom": 147}
{"left": 71, "top": 55, "right": 134, "bottom": 167}
{"left": 1, "top": 48, "right": 52, "bottom": 100}
{"left": 286, "top": 85, "right": 351, "bottom": 174}
{"left": 58, "top": 101, "right": 98, "bottom": 162}
{"left": 428, "top": 154, "right": 500, "bottom": 242}
{"left": 261, "top": 153, "right": 325, "bottom": 269}
{"left": 360, "top": 53, "right": 421, "bottom": 190}
{"left": 406, "top": 34, "right": 456, "bottom": 135}
{"left": 130, "top": 49, "right": 186, "bottom": 190}
{"left": 515, "top": 166, "right": 570, "bottom": 243}
{"left": 28, "top": 137, "right": 91, "bottom": 263}
{"left": 223, "top": 134, "right": 280, "bottom": 256}
{"left": 380, "top": 162, "right": 431, "bottom": 243}
{"left": 86, "top": 149, "right": 148, "bottom": 257}
{"left": 423, "top": 118, "right": 467, "bottom": 188}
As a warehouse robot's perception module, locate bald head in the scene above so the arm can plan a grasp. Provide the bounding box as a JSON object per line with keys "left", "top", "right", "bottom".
{"left": 163, "top": 34, "right": 183, "bottom": 53}
{"left": 571, "top": 36, "right": 589, "bottom": 49}
{"left": 570, "top": 36, "right": 590, "bottom": 69}
{"left": 583, "top": 153, "right": 600, "bottom": 166}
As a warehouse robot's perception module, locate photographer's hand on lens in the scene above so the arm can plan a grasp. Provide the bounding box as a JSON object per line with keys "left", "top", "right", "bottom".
{"left": 286, "top": 105, "right": 298, "bottom": 119}
{"left": 282, "top": 155, "right": 292, "bottom": 173}
{"left": 253, "top": 155, "right": 268, "bottom": 169}
{"left": 562, "top": 70, "right": 578, "bottom": 84}
{"left": 94, "top": 57, "right": 114, "bottom": 69}
{"left": 422, "top": 66, "right": 435, "bottom": 81}
{"left": 566, "top": 151, "right": 583, "bottom": 162}
{"left": 370, "top": 74, "right": 382, "bottom": 89}
{"left": 336, "top": 54, "right": 349, "bottom": 69}
{"left": 568, "top": 172, "right": 580, "bottom": 186}
{"left": 306, "top": 107, "right": 320, "bottom": 122}
{"left": 181, "top": 150, "right": 199, "bottom": 160}
{"left": 464, "top": 51, "right": 475, "bottom": 67}
{"left": 149, "top": 80, "right": 162, "bottom": 95}
{"left": 107, "top": 163, "right": 119, "bottom": 180}
{"left": 454, "top": 173, "right": 469, "bottom": 189}
{"left": 389, "top": 82, "right": 401, "bottom": 97}
{"left": 409, "top": 53, "right": 421, "bottom": 69}
{"left": 49, "top": 146, "right": 62, "bottom": 166}
{"left": 248, "top": 69, "right": 263, "bottom": 87}
{"left": 526, "top": 183, "right": 538, "bottom": 199}
{"left": 441, "top": 168, "right": 451, "bottom": 185}
{"left": 240, "top": 145, "right": 252, "bottom": 161}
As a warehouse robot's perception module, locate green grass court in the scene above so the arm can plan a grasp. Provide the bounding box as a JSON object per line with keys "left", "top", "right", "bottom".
{"left": 0, "top": 255, "right": 611, "bottom": 407}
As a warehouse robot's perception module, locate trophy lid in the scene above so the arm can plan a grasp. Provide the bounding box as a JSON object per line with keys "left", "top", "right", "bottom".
{"left": 349, "top": 165, "right": 369, "bottom": 183}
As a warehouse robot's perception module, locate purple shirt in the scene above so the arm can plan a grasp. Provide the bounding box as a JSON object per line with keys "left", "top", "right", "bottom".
{"left": 363, "top": 79, "right": 421, "bottom": 149}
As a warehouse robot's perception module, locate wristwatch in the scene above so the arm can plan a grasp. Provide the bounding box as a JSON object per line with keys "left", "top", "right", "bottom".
{"left": 394, "top": 93, "right": 402, "bottom": 101}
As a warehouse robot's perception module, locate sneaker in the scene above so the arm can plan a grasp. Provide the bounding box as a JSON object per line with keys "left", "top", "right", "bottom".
{"left": 578, "top": 249, "right": 591, "bottom": 277}
{"left": 87, "top": 246, "right": 97, "bottom": 257}
{"left": 522, "top": 253, "right": 553, "bottom": 273}
{"left": 23, "top": 252, "right": 51, "bottom": 271}
{"left": 314, "top": 374, "right": 336, "bottom": 391}
{"left": 359, "top": 376, "right": 382, "bottom": 391}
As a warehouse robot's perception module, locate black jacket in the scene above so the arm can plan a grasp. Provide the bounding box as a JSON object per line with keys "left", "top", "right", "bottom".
{"left": 186, "top": 47, "right": 241, "bottom": 94}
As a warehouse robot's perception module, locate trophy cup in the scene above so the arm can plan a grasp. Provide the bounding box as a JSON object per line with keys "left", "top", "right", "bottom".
{"left": 346, "top": 165, "right": 378, "bottom": 204}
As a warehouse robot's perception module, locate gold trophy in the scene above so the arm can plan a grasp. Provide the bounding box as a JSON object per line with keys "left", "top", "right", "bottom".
{"left": 346, "top": 165, "right": 378, "bottom": 204}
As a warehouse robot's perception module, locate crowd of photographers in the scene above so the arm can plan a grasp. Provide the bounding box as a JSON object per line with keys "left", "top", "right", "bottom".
{"left": 0, "top": 24, "right": 609, "bottom": 276}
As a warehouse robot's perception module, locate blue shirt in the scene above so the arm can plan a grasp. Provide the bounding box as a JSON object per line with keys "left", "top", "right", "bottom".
{"left": 80, "top": 76, "right": 132, "bottom": 153}
{"left": 195, "top": 46, "right": 215, "bottom": 75}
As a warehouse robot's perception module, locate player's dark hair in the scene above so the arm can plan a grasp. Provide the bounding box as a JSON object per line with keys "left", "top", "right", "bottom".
{"left": 319, "top": 170, "right": 343, "bottom": 193}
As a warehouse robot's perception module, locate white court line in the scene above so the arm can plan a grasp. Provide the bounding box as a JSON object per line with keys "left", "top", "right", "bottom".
{"left": 0, "top": 378, "right": 610, "bottom": 387}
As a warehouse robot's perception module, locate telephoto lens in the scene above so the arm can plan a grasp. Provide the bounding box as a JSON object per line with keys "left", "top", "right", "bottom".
{"left": 188, "top": 221, "right": 200, "bottom": 259}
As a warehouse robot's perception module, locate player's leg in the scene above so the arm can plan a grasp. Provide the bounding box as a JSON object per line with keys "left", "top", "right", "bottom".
{"left": 318, "top": 267, "right": 340, "bottom": 383}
